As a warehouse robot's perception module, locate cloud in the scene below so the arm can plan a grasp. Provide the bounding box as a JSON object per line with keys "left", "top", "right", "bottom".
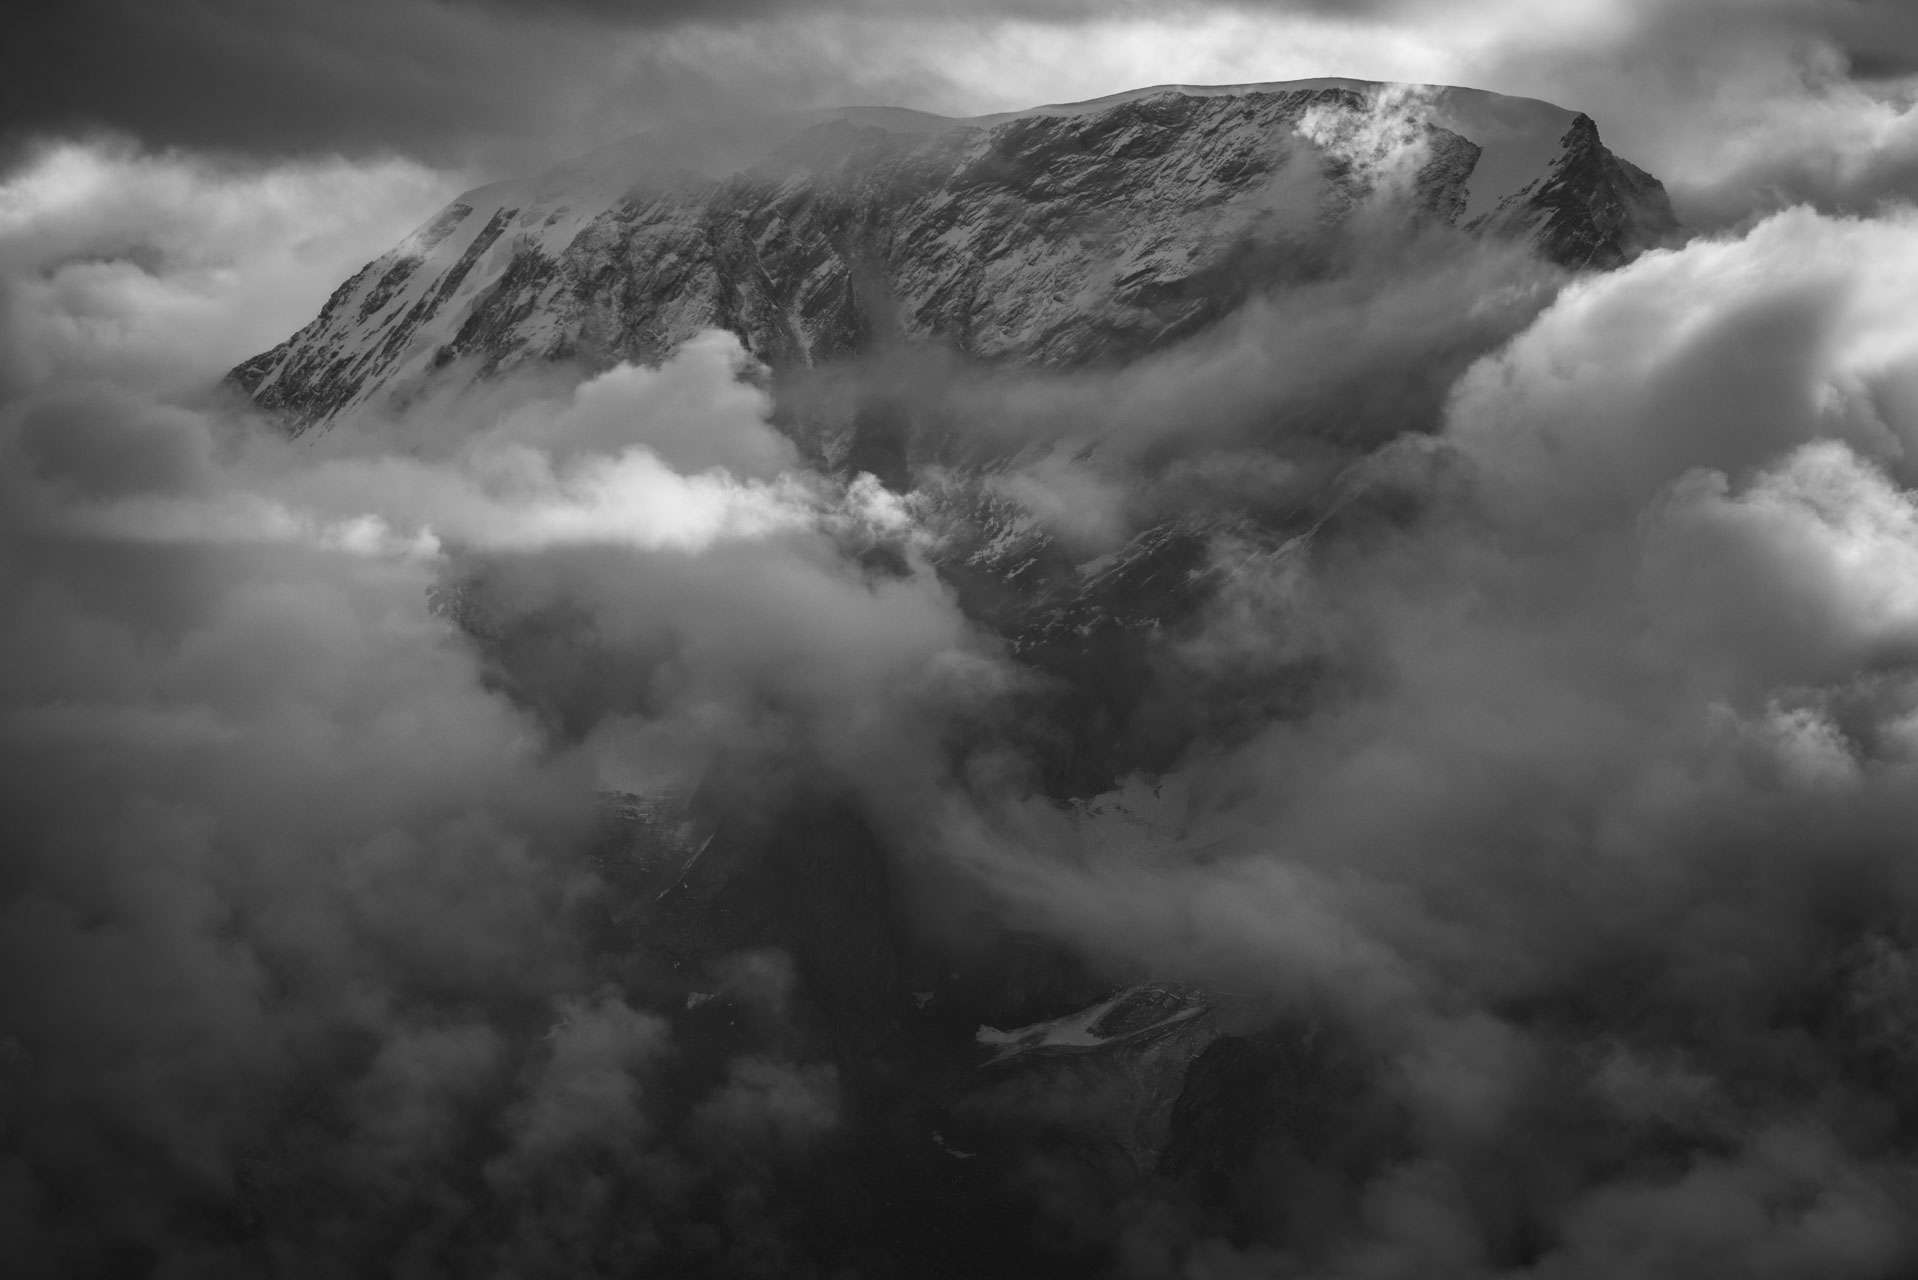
{"left": 0, "top": 139, "right": 452, "bottom": 398}
{"left": 920, "top": 206, "right": 1918, "bottom": 1272}
{"left": 986, "top": 450, "right": 1135, "bottom": 555}
{"left": 2, "top": 0, "right": 619, "bottom": 168}
{"left": 1447, "top": 208, "right": 1918, "bottom": 522}
{"left": 0, "top": 224, "right": 985, "bottom": 1270}
{"left": 690, "top": 1057, "right": 841, "bottom": 1154}
{"left": 0, "top": 409, "right": 601, "bottom": 1267}
{"left": 1644, "top": 442, "right": 1918, "bottom": 695}
{"left": 901, "top": 230, "right": 1561, "bottom": 533}
{"left": 1435, "top": 0, "right": 1918, "bottom": 223}
{"left": 0, "top": 0, "right": 1160, "bottom": 171}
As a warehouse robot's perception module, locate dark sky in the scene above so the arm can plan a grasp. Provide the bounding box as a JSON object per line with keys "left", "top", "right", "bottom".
{"left": 0, "top": 4, "right": 1902, "bottom": 148}
{"left": 7, "top": 0, "right": 1918, "bottom": 204}
{"left": 0, "top": 0, "right": 1150, "bottom": 167}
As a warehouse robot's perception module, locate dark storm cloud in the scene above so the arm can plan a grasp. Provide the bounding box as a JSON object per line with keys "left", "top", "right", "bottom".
{"left": 0, "top": 0, "right": 1150, "bottom": 167}
{"left": 5, "top": 0, "right": 522, "bottom": 161}
{"left": 3, "top": 0, "right": 721, "bottom": 165}
{"left": 10, "top": 0, "right": 1918, "bottom": 216}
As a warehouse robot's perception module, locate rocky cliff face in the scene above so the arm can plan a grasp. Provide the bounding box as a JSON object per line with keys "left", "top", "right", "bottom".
{"left": 228, "top": 80, "right": 1678, "bottom": 433}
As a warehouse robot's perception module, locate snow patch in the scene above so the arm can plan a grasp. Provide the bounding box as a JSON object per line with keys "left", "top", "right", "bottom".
{"left": 975, "top": 984, "right": 1209, "bottom": 1065}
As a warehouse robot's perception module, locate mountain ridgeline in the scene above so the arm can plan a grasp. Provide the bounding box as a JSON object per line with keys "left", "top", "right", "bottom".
{"left": 229, "top": 80, "right": 1677, "bottom": 434}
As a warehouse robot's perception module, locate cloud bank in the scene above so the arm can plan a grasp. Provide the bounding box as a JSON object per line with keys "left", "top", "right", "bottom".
{"left": 934, "top": 207, "right": 1918, "bottom": 1275}
{"left": 0, "top": 146, "right": 1001, "bottom": 1270}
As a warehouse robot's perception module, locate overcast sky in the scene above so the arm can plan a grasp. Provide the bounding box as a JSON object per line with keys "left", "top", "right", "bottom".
{"left": 6, "top": 0, "right": 1918, "bottom": 224}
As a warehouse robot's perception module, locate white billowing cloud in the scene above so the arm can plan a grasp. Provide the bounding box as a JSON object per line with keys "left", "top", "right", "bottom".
{"left": 0, "top": 139, "right": 456, "bottom": 396}
{"left": 3, "top": 320, "right": 997, "bottom": 816}
{"left": 414, "top": 337, "right": 814, "bottom": 552}
{"left": 1644, "top": 441, "right": 1918, "bottom": 694}
{"left": 295, "top": 438, "right": 813, "bottom": 556}
{"left": 465, "top": 446, "right": 805, "bottom": 551}
{"left": 8, "top": 333, "right": 822, "bottom": 561}
{"left": 491, "top": 329, "right": 798, "bottom": 479}
{"left": 1446, "top": 207, "right": 1918, "bottom": 530}
{"left": 309, "top": 333, "right": 811, "bottom": 555}
{"left": 1296, "top": 81, "right": 1442, "bottom": 196}
{"left": 1677, "top": 68, "right": 1918, "bottom": 220}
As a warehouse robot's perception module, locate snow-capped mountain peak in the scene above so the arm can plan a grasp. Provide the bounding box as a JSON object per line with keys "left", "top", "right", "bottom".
{"left": 229, "top": 79, "right": 1677, "bottom": 431}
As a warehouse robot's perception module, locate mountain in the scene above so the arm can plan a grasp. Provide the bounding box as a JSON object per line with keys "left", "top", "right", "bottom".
{"left": 227, "top": 81, "right": 1684, "bottom": 1274}
{"left": 227, "top": 79, "right": 1677, "bottom": 433}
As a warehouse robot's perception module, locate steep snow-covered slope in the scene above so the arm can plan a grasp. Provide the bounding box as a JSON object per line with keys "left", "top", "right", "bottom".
{"left": 964, "top": 79, "right": 1570, "bottom": 222}
{"left": 229, "top": 80, "right": 1677, "bottom": 432}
